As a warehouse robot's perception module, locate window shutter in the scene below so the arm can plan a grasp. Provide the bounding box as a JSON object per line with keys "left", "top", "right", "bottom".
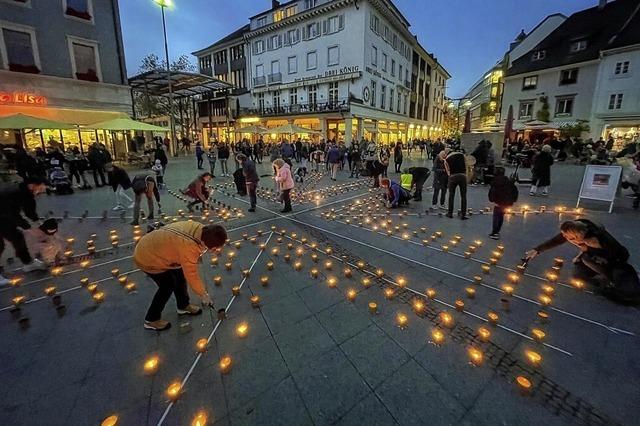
{"left": 267, "top": 37, "right": 273, "bottom": 51}
{"left": 339, "top": 15, "right": 345, "bottom": 30}
{"left": 302, "top": 26, "right": 308, "bottom": 40}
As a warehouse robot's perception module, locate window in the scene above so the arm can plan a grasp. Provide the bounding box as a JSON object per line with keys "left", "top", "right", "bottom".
{"left": 555, "top": 97, "right": 574, "bottom": 116}
{"left": 397, "top": 92, "right": 401, "bottom": 113}
{"left": 268, "top": 35, "right": 282, "bottom": 50}
{"left": 199, "top": 55, "right": 211, "bottom": 70}
{"left": 230, "top": 45, "right": 244, "bottom": 60}
{"left": 371, "top": 80, "right": 376, "bottom": 107}
{"left": 532, "top": 50, "right": 546, "bottom": 61}
{"left": 306, "top": 51, "right": 317, "bottom": 70}
{"left": 273, "top": 10, "right": 285, "bottom": 22}
{"left": 63, "top": 0, "right": 93, "bottom": 22}
{"left": 287, "top": 56, "right": 297, "bottom": 74}
{"left": 614, "top": 61, "right": 630, "bottom": 75}
{"left": 380, "top": 85, "right": 386, "bottom": 110}
{"left": 258, "top": 92, "right": 265, "bottom": 110}
{"left": 371, "top": 46, "right": 377, "bottom": 66}
{"left": 254, "top": 40, "right": 265, "bottom": 55}
{"left": 273, "top": 90, "right": 281, "bottom": 109}
{"left": 256, "top": 17, "right": 267, "bottom": 28}
{"left": 286, "top": 29, "right": 299, "bottom": 45}
{"left": 214, "top": 50, "right": 227, "bottom": 65}
{"left": 327, "top": 45, "right": 339, "bottom": 66}
{"left": 389, "top": 88, "right": 394, "bottom": 111}
{"left": 290, "top": 88, "right": 298, "bottom": 105}
{"left": 570, "top": 40, "right": 587, "bottom": 53}
{"left": 286, "top": 6, "right": 297, "bottom": 17}
{"left": 559, "top": 68, "right": 578, "bottom": 85}
{"left": 0, "top": 25, "right": 40, "bottom": 73}
{"left": 326, "top": 15, "right": 343, "bottom": 34}
{"left": 308, "top": 84, "right": 317, "bottom": 105}
{"left": 608, "top": 93, "right": 623, "bottom": 110}
{"left": 370, "top": 14, "right": 379, "bottom": 34}
{"left": 255, "top": 64, "right": 264, "bottom": 77}
{"left": 382, "top": 53, "right": 387, "bottom": 72}
{"left": 393, "top": 34, "right": 398, "bottom": 50}
{"left": 329, "top": 82, "right": 339, "bottom": 104}
{"left": 518, "top": 101, "right": 534, "bottom": 119}
{"left": 403, "top": 94, "right": 407, "bottom": 114}
{"left": 522, "top": 75, "right": 537, "bottom": 90}
{"left": 69, "top": 39, "right": 101, "bottom": 81}
{"left": 391, "top": 59, "right": 396, "bottom": 77}
{"left": 305, "top": 0, "right": 317, "bottom": 9}
{"left": 270, "top": 60, "right": 280, "bottom": 75}
{"left": 305, "top": 22, "right": 320, "bottom": 39}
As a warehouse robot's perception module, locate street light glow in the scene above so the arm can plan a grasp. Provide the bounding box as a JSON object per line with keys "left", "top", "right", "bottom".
{"left": 154, "top": 0, "right": 173, "bottom": 7}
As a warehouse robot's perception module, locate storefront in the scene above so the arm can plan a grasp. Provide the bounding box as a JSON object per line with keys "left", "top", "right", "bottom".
{"left": 602, "top": 123, "right": 639, "bottom": 151}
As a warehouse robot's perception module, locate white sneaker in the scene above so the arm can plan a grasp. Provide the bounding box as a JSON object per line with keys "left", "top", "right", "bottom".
{"left": 112, "top": 205, "right": 124, "bottom": 211}
{"left": 23, "top": 258, "right": 47, "bottom": 272}
{"left": 0, "top": 275, "right": 10, "bottom": 287}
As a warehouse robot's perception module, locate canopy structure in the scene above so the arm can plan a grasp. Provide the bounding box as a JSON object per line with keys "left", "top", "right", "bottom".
{"left": 0, "top": 113, "right": 75, "bottom": 130}
{"left": 84, "top": 117, "right": 169, "bottom": 131}
{"left": 263, "top": 123, "right": 321, "bottom": 135}
{"left": 234, "top": 124, "right": 269, "bottom": 134}
{"left": 128, "top": 70, "right": 233, "bottom": 98}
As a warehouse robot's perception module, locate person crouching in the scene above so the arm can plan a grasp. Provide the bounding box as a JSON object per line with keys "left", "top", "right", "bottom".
{"left": 380, "top": 178, "right": 410, "bottom": 208}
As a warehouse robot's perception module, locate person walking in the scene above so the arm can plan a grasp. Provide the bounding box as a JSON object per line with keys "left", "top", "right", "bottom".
{"left": 195, "top": 141, "right": 204, "bottom": 170}
{"left": 431, "top": 149, "right": 449, "bottom": 209}
{"left": 349, "top": 143, "right": 362, "bottom": 178}
{"left": 530, "top": 144, "right": 554, "bottom": 196}
{"left": 237, "top": 154, "right": 259, "bottom": 212}
{"left": 130, "top": 174, "right": 161, "bottom": 226}
{"left": 207, "top": 144, "right": 218, "bottom": 177}
{"left": 445, "top": 149, "right": 468, "bottom": 220}
{"left": 393, "top": 142, "right": 403, "bottom": 173}
{"left": 273, "top": 159, "right": 294, "bottom": 213}
{"left": 488, "top": 167, "right": 518, "bottom": 240}
{"left": 106, "top": 163, "right": 133, "bottom": 211}
{"left": 0, "top": 177, "right": 48, "bottom": 285}
{"left": 218, "top": 143, "right": 230, "bottom": 177}
{"left": 87, "top": 143, "right": 107, "bottom": 187}
{"left": 327, "top": 144, "right": 341, "bottom": 181}
{"left": 154, "top": 143, "right": 168, "bottom": 174}
{"left": 134, "top": 221, "right": 228, "bottom": 330}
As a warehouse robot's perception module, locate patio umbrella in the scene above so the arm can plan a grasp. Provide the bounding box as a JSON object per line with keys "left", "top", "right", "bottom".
{"left": 84, "top": 117, "right": 169, "bottom": 131}
{"left": 462, "top": 109, "right": 471, "bottom": 133}
{"left": 234, "top": 125, "right": 269, "bottom": 134}
{"left": 0, "top": 113, "right": 75, "bottom": 129}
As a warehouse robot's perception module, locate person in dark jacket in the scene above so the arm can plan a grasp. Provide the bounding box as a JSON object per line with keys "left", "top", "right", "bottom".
{"left": 380, "top": 178, "right": 410, "bottom": 208}
{"left": 195, "top": 141, "right": 204, "bottom": 170}
{"left": 155, "top": 144, "right": 168, "bottom": 172}
{"left": 393, "top": 143, "right": 403, "bottom": 173}
{"left": 106, "top": 163, "right": 133, "bottom": 211}
{"left": 488, "top": 167, "right": 518, "bottom": 239}
{"left": 370, "top": 158, "right": 388, "bottom": 188}
{"left": 445, "top": 150, "right": 468, "bottom": 220}
{"left": 406, "top": 167, "right": 430, "bottom": 201}
{"left": 236, "top": 154, "right": 260, "bottom": 212}
{"left": 0, "top": 177, "right": 49, "bottom": 285}
{"left": 327, "top": 144, "right": 341, "bottom": 180}
{"left": 530, "top": 145, "right": 554, "bottom": 196}
{"left": 431, "top": 149, "right": 449, "bottom": 209}
{"left": 349, "top": 143, "right": 362, "bottom": 178}
{"left": 130, "top": 175, "right": 161, "bottom": 226}
{"left": 525, "top": 220, "right": 640, "bottom": 304}
{"left": 87, "top": 144, "right": 107, "bottom": 187}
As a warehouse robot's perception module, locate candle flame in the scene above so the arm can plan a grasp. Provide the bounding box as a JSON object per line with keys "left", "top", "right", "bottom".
{"left": 144, "top": 355, "right": 159, "bottom": 374}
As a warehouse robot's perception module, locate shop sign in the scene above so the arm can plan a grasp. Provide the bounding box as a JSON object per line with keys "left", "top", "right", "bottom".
{"left": 294, "top": 66, "right": 360, "bottom": 83}
{"left": 0, "top": 91, "right": 47, "bottom": 106}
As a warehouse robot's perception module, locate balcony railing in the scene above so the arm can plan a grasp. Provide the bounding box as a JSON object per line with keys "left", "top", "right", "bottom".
{"left": 253, "top": 76, "right": 266, "bottom": 87}
{"left": 240, "top": 98, "right": 350, "bottom": 117}
{"left": 268, "top": 72, "right": 282, "bottom": 84}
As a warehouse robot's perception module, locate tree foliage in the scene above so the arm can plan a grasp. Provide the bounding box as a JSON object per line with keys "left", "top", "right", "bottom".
{"left": 536, "top": 96, "right": 550, "bottom": 122}
{"left": 559, "top": 120, "right": 590, "bottom": 139}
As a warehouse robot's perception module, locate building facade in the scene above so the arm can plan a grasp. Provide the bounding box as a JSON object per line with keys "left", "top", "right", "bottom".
{"left": 192, "top": 24, "right": 251, "bottom": 143}
{"left": 193, "top": 0, "right": 449, "bottom": 146}
{"left": 500, "top": 0, "right": 640, "bottom": 146}
{"left": 0, "top": 0, "right": 132, "bottom": 152}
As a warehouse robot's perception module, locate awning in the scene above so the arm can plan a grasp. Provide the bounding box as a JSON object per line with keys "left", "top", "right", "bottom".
{"left": 84, "top": 117, "right": 168, "bottom": 131}
{"left": 128, "top": 70, "right": 233, "bottom": 98}
{"left": 0, "top": 105, "right": 128, "bottom": 126}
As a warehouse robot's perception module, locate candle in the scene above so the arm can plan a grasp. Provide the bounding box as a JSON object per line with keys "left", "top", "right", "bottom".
{"left": 242, "top": 269, "right": 251, "bottom": 278}
{"left": 93, "top": 291, "right": 105, "bottom": 304}
{"left": 80, "top": 277, "right": 89, "bottom": 286}
{"left": 541, "top": 284, "right": 554, "bottom": 296}
{"left": 487, "top": 311, "right": 499, "bottom": 325}
{"left": 236, "top": 322, "right": 249, "bottom": 338}
{"left": 412, "top": 299, "right": 425, "bottom": 314}
{"left": 396, "top": 313, "right": 408, "bottom": 328}
{"left": 441, "top": 245, "right": 449, "bottom": 252}
{"left": 396, "top": 277, "right": 406, "bottom": 288}
{"left": 546, "top": 272, "right": 558, "bottom": 283}
{"left": 12, "top": 295, "right": 26, "bottom": 307}
{"left": 143, "top": 355, "right": 159, "bottom": 375}
{"left": 80, "top": 260, "right": 90, "bottom": 269}
{"left": 507, "top": 273, "right": 520, "bottom": 284}
{"left": 570, "top": 279, "right": 585, "bottom": 290}
{"left": 118, "top": 275, "right": 127, "bottom": 285}
{"left": 439, "top": 311, "right": 453, "bottom": 328}
{"left": 538, "top": 294, "right": 552, "bottom": 306}
{"left": 478, "top": 326, "right": 491, "bottom": 342}
{"left": 346, "top": 289, "right": 357, "bottom": 302}
{"left": 481, "top": 265, "right": 491, "bottom": 274}
{"left": 271, "top": 247, "right": 279, "bottom": 256}
{"left": 384, "top": 288, "right": 395, "bottom": 299}
{"left": 87, "top": 283, "right": 98, "bottom": 293}
{"left": 553, "top": 257, "right": 564, "bottom": 267}
{"left": 44, "top": 285, "right": 57, "bottom": 296}
{"left": 101, "top": 415, "right": 119, "bottom": 426}
{"left": 516, "top": 265, "right": 526, "bottom": 274}
{"left": 51, "top": 267, "right": 63, "bottom": 276}
{"left": 361, "top": 277, "right": 371, "bottom": 287}
{"left": 111, "top": 240, "right": 119, "bottom": 248}
{"left": 225, "top": 262, "right": 233, "bottom": 271}
{"left": 210, "top": 257, "right": 219, "bottom": 266}
{"left": 324, "top": 260, "right": 333, "bottom": 270}
{"left": 125, "top": 283, "right": 136, "bottom": 292}
{"left": 502, "top": 285, "right": 514, "bottom": 296}
{"left": 310, "top": 268, "right": 319, "bottom": 279}
{"left": 232, "top": 286, "right": 241, "bottom": 296}
{"left": 343, "top": 268, "right": 353, "bottom": 278}
{"left": 294, "top": 261, "right": 303, "bottom": 271}
{"left": 525, "top": 350, "right": 542, "bottom": 367}
{"left": 516, "top": 375, "right": 533, "bottom": 396}
{"left": 431, "top": 328, "right": 445, "bottom": 346}
{"left": 375, "top": 268, "right": 384, "bottom": 277}
{"left": 296, "top": 248, "right": 304, "bottom": 257}
{"left": 468, "top": 347, "right": 483, "bottom": 366}
{"left": 368, "top": 302, "right": 378, "bottom": 314}
{"left": 196, "top": 338, "right": 208, "bottom": 353}
{"left": 489, "top": 257, "right": 498, "bottom": 265}
{"left": 455, "top": 299, "right": 465, "bottom": 312}
{"left": 464, "top": 251, "right": 471, "bottom": 258}
{"left": 468, "top": 245, "right": 477, "bottom": 253}
{"left": 356, "top": 260, "right": 366, "bottom": 269}
{"left": 531, "top": 328, "right": 546, "bottom": 342}
{"left": 9, "top": 277, "right": 23, "bottom": 287}
{"left": 426, "top": 288, "right": 436, "bottom": 299}
{"left": 311, "top": 253, "right": 319, "bottom": 263}
{"left": 465, "top": 287, "right": 476, "bottom": 298}
{"left": 325, "top": 247, "right": 333, "bottom": 255}
{"left": 166, "top": 382, "right": 182, "bottom": 401}
{"left": 267, "top": 261, "right": 274, "bottom": 271}
{"left": 219, "top": 355, "right": 232, "bottom": 373}
{"left": 250, "top": 295, "right": 261, "bottom": 307}
{"left": 284, "top": 254, "right": 291, "bottom": 263}
{"left": 435, "top": 231, "right": 443, "bottom": 238}
{"left": 537, "top": 310, "right": 550, "bottom": 323}
{"left": 327, "top": 277, "right": 338, "bottom": 288}
{"left": 473, "top": 275, "right": 483, "bottom": 284}
{"left": 474, "top": 240, "right": 483, "bottom": 247}
{"left": 191, "top": 411, "right": 208, "bottom": 426}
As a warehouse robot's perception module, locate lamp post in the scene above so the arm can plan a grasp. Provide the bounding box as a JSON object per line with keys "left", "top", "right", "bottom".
{"left": 154, "top": 0, "right": 177, "bottom": 157}
{"left": 448, "top": 98, "right": 472, "bottom": 135}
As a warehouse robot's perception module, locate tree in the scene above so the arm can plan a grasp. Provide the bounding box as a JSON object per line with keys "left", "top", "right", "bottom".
{"left": 559, "top": 120, "right": 590, "bottom": 139}
{"left": 536, "top": 96, "right": 550, "bottom": 122}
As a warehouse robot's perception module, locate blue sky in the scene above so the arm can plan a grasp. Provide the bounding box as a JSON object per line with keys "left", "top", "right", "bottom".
{"left": 119, "top": 0, "right": 596, "bottom": 98}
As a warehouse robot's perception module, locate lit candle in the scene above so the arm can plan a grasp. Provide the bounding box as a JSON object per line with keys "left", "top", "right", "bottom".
{"left": 435, "top": 231, "right": 443, "bottom": 238}
{"left": 489, "top": 257, "right": 498, "bottom": 265}
{"left": 311, "top": 253, "right": 319, "bottom": 263}
{"left": 166, "top": 381, "right": 182, "bottom": 401}
{"left": 481, "top": 265, "right": 491, "bottom": 274}
{"left": 361, "top": 277, "right": 371, "bottom": 287}
{"left": 232, "top": 286, "right": 241, "bottom": 296}
{"left": 541, "top": 284, "right": 555, "bottom": 296}
{"left": 294, "top": 261, "right": 303, "bottom": 271}
{"left": 93, "top": 291, "right": 105, "bottom": 304}
{"left": 80, "top": 277, "right": 89, "bottom": 286}
{"left": 101, "top": 415, "right": 119, "bottom": 426}
{"left": 431, "top": 328, "right": 445, "bottom": 346}
{"left": 375, "top": 268, "right": 384, "bottom": 277}
{"left": 9, "top": 277, "right": 23, "bottom": 287}
{"left": 125, "top": 283, "right": 136, "bottom": 292}
{"left": 412, "top": 299, "right": 425, "bottom": 313}
{"left": 343, "top": 268, "right": 353, "bottom": 278}
{"left": 531, "top": 328, "right": 546, "bottom": 342}
{"left": 570, "top": 279, "right": 585, "bottom": 290}
{"left": 464, "top": 251, "right": 471, "bottom": 258}
{"left": 384, "top": 288, "right": 395, "bottom": 299}
{"left": 468, "top": 347, "right": 483, "bottom": 366}
{"left": 537, "top": 310, "right": 550, "bottom": 323}
{"left": 219, "top": 355, "right": 232, "bottom": 373}
{"left": 546, "top": 272, "right": 558, "bottom": 283}
{"left": 284, "top": 254, "right": 291, "bottom": 263}
{"left": 525, "top": 349, "right": 542, "bottom": 367}
{"left": 143, "top": 355, "right": 159, "bottom": 375}
{"left": 51, "top": 266, "right": 63, "bottom": 276}
{"left": 236, "top": 322, "right": 249, "bottom": 338}
{"left": 468, "top": 245, "right": 477, "bottom": 253}
{"left": 12, "top": 295, "right": 26, "bottom": 307}
{"left": 80, "top": 260, "right": 90, "bottom": 269}
{"left": 356, "top": 260, "right": 366, "bottom": 269}
{"left": 87, "top": 283, "right": 98, "bottom": 293}
{"left": 191, "top": 411, "right": 208, "bottom": 426}
{"left": 196, "top": 338, "right": 208, "bottom": 353}
{"left": 327, "top": 277, "right": 338, "bottom": 288}
{"left": 396, "top": 313, "right": 408, "bottom": 328}
{"left": 502, "top": 284, "right": 514, "bottom": 296}
{"left": 271, "top": 247, "right": 279, "bottom": 256}
{"left": 487, "top": 311, "right": 499, "bottom": 325}
{"left": 465, "top": 287, "right": 476, "bottom": 298}
{"left": 242, "top": 269, "right": 250, "bottom": 278}
{"left": 426, "top": 288, "right": 436, "bottom": 299}
{"left": 441, "top": 245, "right": 449, "bottom": 252}
{"left": 396, "top": 277, "right": 406, "bottom": 288}
{"left": 474, "top": 240, "right": 483, "bottom": 247}
{"left": 507, "top": 273, "right": 520, "bottom": 284}
{"left": 516, "top": 375, "right": 533, "bottom": 396}
{"left": 368, "top": 302, "right": 378, "bottom": 314}
{"left": 225, "top": 262, "right": 233, "bottom": 271}
{"left": 538, "top": 294, "right": 552, "bottom": 306}
{"left": 267, "top": 261, "right": 274, "bottom": 271}
{"left": 455, "top": 299, "right": 465, "bottom": 312}
{"left": 473, "top": 275, "right": 483, "bottom": 284}
{"left": 324, "top": 260, "right": 333, "bottom": 270}
{"left": 439, "top": 311, "right": 453, "bottom": 328}
{"left": 118, "top": 275, "right": 127, "bottom": 285}
{"left": 478, "top": 326, "right": 491, "bottom": 342}
{"left": 310, "top": 268, "right": 319, "bottom": 279}
{"left": 346, "top": 289, "right": 357, "bottom": 302}
{"left": 210, "top": 257, "right": 219, "bottom": 266}
{"left": 44, "top": 285, "right": 57, "bottom": 296}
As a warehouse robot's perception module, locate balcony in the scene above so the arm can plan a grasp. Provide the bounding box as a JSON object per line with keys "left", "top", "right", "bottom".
{"left": 268, "top": 72, "right": 282, "bottom": 84}
{"left": 253, "top": 76, "right": 266, "bottom": 87}
{"left": 240, "top": 98, "right": 350, "bottom": 118}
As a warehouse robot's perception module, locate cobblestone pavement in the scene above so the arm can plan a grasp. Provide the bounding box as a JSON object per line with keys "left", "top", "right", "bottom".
{"left": 0, "top": 155, "right": 638, "bottom": 425}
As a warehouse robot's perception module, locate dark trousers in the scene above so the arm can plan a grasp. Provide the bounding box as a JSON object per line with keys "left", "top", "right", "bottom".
{"left": 0, "top": 224, "right": 32, "bottom": 265}
{"left": 432, "top": 181, "right": 447, "bottom": 205}
{"left": 394, "top": 161, "right": 402, "bottom": 173}
{"left": 92, "top": 167, "right": 106, "bottom": 186}
{"left": 281, "top": 189, "right": 292, "bottom": 212}
{"left": 492, "top": 205, "right": 504, "bottom": 234}
{"left": 413, "top": 176, "right": 428, "bottom": 200}
{"left": 145, "top": 268, "right": 190, "bottom": 322}
{"left": 197, "top": 155, "right": 203, "bottom": 169}
{"left": 247, "top": 182, "right": 257, "bottom": 208}
{"left": 447, "top": 173, "right": 467, "bottom": 217}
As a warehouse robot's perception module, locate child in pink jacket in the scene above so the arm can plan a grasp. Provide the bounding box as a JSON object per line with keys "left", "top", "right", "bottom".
{"left": 273, "top": 159, "right": 294, "bottom": 213}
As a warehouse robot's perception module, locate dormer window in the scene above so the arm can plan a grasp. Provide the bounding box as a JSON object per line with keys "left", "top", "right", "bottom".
{"left": 570, "top": 40, "right": 587, "bottom": 53}
{"left": 532, "top": 50, "right": 546, "bottom": 61}
{"left": 256, "top": 17, "right": 267, "bottom": 28}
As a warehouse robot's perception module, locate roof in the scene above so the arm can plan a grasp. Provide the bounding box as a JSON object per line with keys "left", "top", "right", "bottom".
{"left": 191, "top": 24, "right": 251, "bottom": 56}
{"left": 507, "top": 0, "right": 640, "bottom": 76}
{"left": 249, "top": 0, "right": 298, "bottom": 20}
{"left": 128, "top": 70, "right": 233, "bottom": 98}
{"left": 607, "top": 1, "right": 640, "bottom": 49}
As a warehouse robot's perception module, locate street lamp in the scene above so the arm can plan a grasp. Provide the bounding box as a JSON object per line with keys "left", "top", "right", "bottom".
{"left": 154, "top": 0, "right": 177, "bottom": 157}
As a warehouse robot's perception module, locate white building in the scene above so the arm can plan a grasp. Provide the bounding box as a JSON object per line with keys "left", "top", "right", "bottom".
{"left": 237, "top": 0, "right": 448, "bottom": 145}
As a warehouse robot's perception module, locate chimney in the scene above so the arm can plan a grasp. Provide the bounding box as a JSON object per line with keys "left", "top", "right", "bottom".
{"left": 272, "top": 0, "right": 280, "bottom": 8}
{"left": 598, "top": 0, "right": 607, "bottom": 10}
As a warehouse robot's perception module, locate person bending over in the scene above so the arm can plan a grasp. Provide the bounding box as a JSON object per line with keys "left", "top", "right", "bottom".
{"left": 182, "top": 172, "right": 213, "bottom": 212}
{"left": 525, "top": 219, "right": 639, "bottom": 304}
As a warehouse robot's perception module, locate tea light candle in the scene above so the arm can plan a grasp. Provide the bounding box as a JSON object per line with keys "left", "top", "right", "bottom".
{"left": 111, "top": 240, "right": 119, "bottom": 248}
{"left": 396, "top": 277, "right": 406, "bottom": 288}
{"left": 324, "top": 260, "right": 333, "bottom": 270}
{"left": 191, "top": 411, "right": 208, "bottom": 426}
{"left": 242, "top": 269, "right": 250, "bottom": 278}
{"left": 232, "top": 286, "right": 241, "bottom": 296}
{"left": 368, "top": 302, "right": 378, "bottom": 314}
{"left": 382, "top": 288, "right": 395, "bottom": 300}
{"left": 516, "top": 265, "right": 526, "bottom": 274}
{"left": 468, "top": 347, "right": 483, "bottom": 366}
{"left": 296, "top": 248, "right": 304, "bottom": 257}
{"left": 236, "top": 322, "right": 249, "bottom": 337}
{"left": 531, "top": 328, "right": 546, "bottom": 342}
{"left": 118, "top": 275, "right": 127, "bottom": 285}
{"left": 294, "top": 261, "right": 303, "bottom": 271}
{"left": 546, "top": 272, "right": 558, "bottom": 283}
{"left": 489, "top": 257, "right": 498, "bottom": 265}
{"left": 435, "top": 231, "right": 443, "bottom": 238}
{"left": 9, "top": 277, "right": 23, "bottom": 287}
{"left": 346, "top": 289, "right": 357, "bottom": 302}
{"left": 250, "top": 295, "right": 261, "bottom": 308}
{"left": 426, "top": 288, "right": 436, "bottom": 299}
{"left": 431, "top": 328, "right": 445, "bottom": 346}
{"left": 125, "top": 283, "right": 136, "bottom": 292}
{"left": 267, "top": 261, "right": 274, "bottom": 270}
{"left": 80, "top": 277, "right": 89, "bottom": 286}
{"left": 101, "top": 415, "right": 118, "bottom": 426}
{"left": 553, "top": 257, "right": 564, "bottom": 267}
{"left": 375, "top": 268, "right": 384, "bottom": 277}
{"left": 481, "top": 265, "right": 491, "bottom": 274}
{"left": 570, "top": 279, "right": 585, "bottom": 290}
{"left": 361, "top": 277, "right": 371, "bottom": 287}
{"left": 284, "top": 254, "right": 291, "bottom": 263}
{"left": 441, "top": 245, "right": 449, "bottom": 252}
{"left": 196, "top": 338, "right": 208, "bottom": 353}
{"left": 474, "top": 240, "right": 483, "bottom": 247}
{"left": 478, "top": 326, "right": 491, "bottom": 342}
{"left": 271, "top": 248, "right": 279, "bottom": 256}
{"left": 412, "top": 299, "right": 425, "bottom": 313}
{"left": 310, "top": 268, "right": 319, "bottom": 279}
{"left": 465, "top": 287, "right": 476, "bottom": 298}
{"left": 538, "top": 294, "right": 552, "bottom": 306}
{"left": 516, "top": 376, "right": 533, "bottom": 396}
{"left": 468, "top": 245, "right": 477, "bottom": 253}
{"left": 93, "top": 291, "right": 105, "bottom": 304}
{"left": 325, "top": 247, "right": 333, "bottom": 255}
{"left": 80, "top": 260, "right": 90, "bottom": 269}
{"left": 12, "top": 295, "right": 26, "bottom": 307}
{"left": 343, "top": 268, "right": 353, "bottom": 278}
{"left": 51, "top": 267, "right": 63, "bottom": 276}
{"left": 166, "top": 382, "right": 182, "bottom": 401}
{"left": 537, "top": 310, "right": 550, "bottom": 323}
{"left": 219, "top": 356, "right": 232, "bottom": 373}
{"left": 327, "top": 277, "right": 338, "bottom": 288}
{"left": 225, "top": 262, "right": 233, "bottom": 271}
{"left": 311, "top": 253, "right": 319, "bottom": 263}
{"left": 210, "top": 257, "right": 219, "bottom": 266}
{"left": 464, "top": 251, "right": 471, "bottom": 258}
{"left": 439, "top": 311, "right": 453, "bottom": 328}
{"left": 44, "top": 286, "right": 57, "bottom": 296}
{"left": 396, "top": 313, "right": 408, "bottom": 328}
{"left": 356, "top": 260, "right": 366, "bottom": 269}
{"left": 507, "top": 273, "right": 520, "bottom": 284}
{"left": 487, "top": 311, "right": 499, "bottom": 325}
{"left": 525, "top": 350, "right": 542, "bottom": 367}
{"left": 87, "top": 283, "right": 98, "bottom": 293}
{"left": 502, "top": 285, "right": 514, "bottom": 296}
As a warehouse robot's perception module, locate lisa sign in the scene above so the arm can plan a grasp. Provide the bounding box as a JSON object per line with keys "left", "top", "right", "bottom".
{"left": 0, "top": 92, "right": 47, "bottom": 106}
